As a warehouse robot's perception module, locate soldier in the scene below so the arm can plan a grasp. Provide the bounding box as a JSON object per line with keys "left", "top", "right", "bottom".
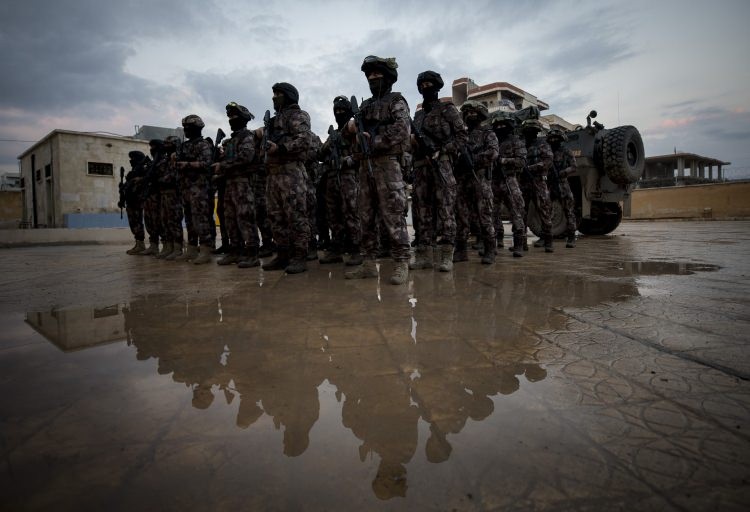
{"left": 344, "top": 55, "right": 411, "bottom": 285}
{"left": 304, "top": 132, "right": 323, "bottom": 261}
{"left": 491, "top": 114, "right": 528, "bottom": 257}
{"left": 252, "top": 162, "right": 275, "bottom": 258}
{"left": 456, "top": 101, "right": 497, "bottom": 264}
{"left": 174, "top": 114, "right": 214, "bottom": 264}
{"left": 139, "top": 139, "right": 164, "bottom": 256}
{"left": 155, "top": 136, "right": 184, "bottom": 260}
{"left": 319, "top": 96, "right": 362, "bottom": 266}
{"left": 410, "top": 70, "right": 467, "bottom": 272}
{"left": 520, "top": 119, "right": 554, "bottom": 253}
{"left": 121, "top": 150, "right": 150, "bottom": 255}
{"left": 211, "top": 102, "right": 261, "bottom": 268}
{"left": 260, "top": 82, "right": 312, "bottom": 274}
{"left": 547, "top": 128, "right": 578, "bottom": 248}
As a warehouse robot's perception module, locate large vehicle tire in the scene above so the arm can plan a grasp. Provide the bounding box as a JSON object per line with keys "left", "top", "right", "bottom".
{"left": 602, "top": 126, "right": 644, "bottom": 186}
{"left": 578, "top": 201, "right": 623, "bottom": 236}
{"left": 527, "top": 199, "right": 567, "bottom": 238}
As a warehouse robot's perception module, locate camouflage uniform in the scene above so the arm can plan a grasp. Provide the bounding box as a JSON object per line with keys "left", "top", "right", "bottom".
{"left": 143, "top": 156, "right": 162, "bottom": 246}
{"left": 320, "top": 126, "right": 361, "bottom": 255}
{"left": 551, "top": 145, "right": 578, "bottom": 235}
{"left": 217, "top": 128, "right": 259, "bottom": 251}
{"left": 123, "top": 155, "right": 150, "bottom": 242}
{"left": 355, "top": 92, "right": 411, "bottom": 262}
{"left": 265, "top": 104, "right": 312, "bottom": 264}
{"left": 304, "top": 133, "right": 322, "bottom": 256}
{"left": 493, "top": 131, "right": 527, "bottom": 250}
{"left": 456, "top": 123, "right": 497, "bottom": 255}
{"left": 412, "top": 100, "right": 466, "bottom": 248}
{"left": 155, "top": 146, "right": 183, "bottom": 247}
{"left": 251, "top": 167, "right": 274, "bottom": 251}
{"left": 521, "top": 136, "right": 554, "bottom": 242}
{"left": 176, "top": 136, "right": 214, "bottom": 247}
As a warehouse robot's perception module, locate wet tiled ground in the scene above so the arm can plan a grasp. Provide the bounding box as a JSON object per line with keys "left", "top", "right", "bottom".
{"left": 1, "top": 221, "right": 749, "bottom": 511}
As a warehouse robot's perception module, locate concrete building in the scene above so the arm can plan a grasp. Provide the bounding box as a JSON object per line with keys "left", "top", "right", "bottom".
{"left": 640, "top": 152, "right": 730, "bottom": 188}
{"left": 18, "top": 130, "right": 150, "bottom": 228}
{"left": 452, "top": 77, "right": 550, "bottom": 113}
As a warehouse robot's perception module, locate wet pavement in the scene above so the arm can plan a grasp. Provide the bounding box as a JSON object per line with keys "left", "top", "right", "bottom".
{"left": 1, "top": 221, "right": 749, "bottom": 511}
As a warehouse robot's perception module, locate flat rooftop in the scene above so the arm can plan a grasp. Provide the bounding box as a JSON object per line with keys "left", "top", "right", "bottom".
{"left": 1, "top": 221, "right": 749, "bottom": 510}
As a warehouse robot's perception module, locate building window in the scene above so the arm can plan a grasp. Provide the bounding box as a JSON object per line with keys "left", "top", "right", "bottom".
{"left": 35, "top": 169, "right": 41, "bottom": 181}
{"left": 88, "top": 162, "right": 114, "bottom": 176}
{"left": 45, "top": 164, "right": 51, "bottom": 179}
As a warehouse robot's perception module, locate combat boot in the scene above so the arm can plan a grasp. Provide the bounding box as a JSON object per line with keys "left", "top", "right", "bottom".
{"left": 437, "top": 244, "right": 454, "bottom": 272}
{"left": 157, "top": 241, "right": 173, "bottom": 259}
{"left": 139, "top": 241, "right": 159, "bottom": 256}
{"left": 166, "top": 243, "right": 183, "bottom": 261}
{"left": 566, "top": 232, "right": 576, "bottom": 248}
{"left": 306, "top": 240, "right": 319, "bottom": 261}
{"left": 320, "top": 247, "right": 344, "bottom": 264}
{"left": 512, "top": 234, "right": 525, "bottom": 258}
{"left": 409, "top": 245, "right": 433, "bottom": 270}
{"left": 544, "top": 235, "right": 554, "bottom": 253}
{"left": 345, "top": 258, "right": 378, "bottom": 279}
{"left": 126, "top": 240, "right": 146, "bottom": 255}
{"left": 481, "top": 238, "right": 496, "bottom": 265}
{"left": 175, "top": 244, "right": 198, "bottom": 262}
{"left": 346, "top": 245, "right": 363, "bottom": 266}
{"left": 262, "top": 248, "right": 289, "bottom": 271}
{"left": 285, "top": 258, "right": 308, "bottom": 274}
{"left": 217, "top": 248, "right": 240, "bottom": 266}
{"left": 453, "top": 240, "right": 468, "bottom": 263}
{"left": 390, "top": 261, "right": 409, "bottom": 285}
{"left": 237, "top": 247, "right": 260, "bottom": 268}
{"left": 258, "top": 241, "right": 276, "bottom": 258}
{"left": 212, "top": 243, "right": 230, "bottom": 255}
{"left": 533, "top": 238, "right": 544, "bottom": 248}
{"left": 193, "top": 245, "right": 213, "bottom": 265}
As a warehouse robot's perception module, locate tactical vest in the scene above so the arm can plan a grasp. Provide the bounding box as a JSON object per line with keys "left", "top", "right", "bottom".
{"left": 360, "top": 92, "right": 411, "bottom": 154}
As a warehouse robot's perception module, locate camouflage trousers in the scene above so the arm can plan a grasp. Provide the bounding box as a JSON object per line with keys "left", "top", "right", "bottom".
{"left": 223, "top": 177, "right": 259, "bottom": 249}
{"left": 325, "top": 169, "right": 360, "bottom": 250}
{"left": 126, "top": 203, "right": 145, "bottom": 241}
{"left": 492, "top": 174, "right": 526, "bottom": 237}
{"left": 267, "top": 162, "right": 311, "bottom": 259}
{"left": 455, "top": 173, "right": 495, "bottom": 243}
{"left": 560, "top": 179, "right": 577, "bottom": 233}
{"left": 305, "top": 170, "right": 318, "bottom": 240}
{"left": 179, "top": 175, "right": 213, "bottom": 246}
{"left": 521, "top": 175, "right": 552, "bottom": 237}
{"left": 144, "top": 192, "right": 161, "bottom": 243}
{"left": 251, "top": 172, "right": 273, "bottom": 245}
{"left": 159, "top": 187, "right": 184, "bottom": 244}
{"left": 413, "top": 158, "right": 457, "bottom": 245}
{"left": 358, "top": 156, "right": 410, "bottom": 261}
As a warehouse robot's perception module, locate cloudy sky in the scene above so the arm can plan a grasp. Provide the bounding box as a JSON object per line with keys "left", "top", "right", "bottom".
{"left": 1, "top": 0, "right": 749, "bottom": 178}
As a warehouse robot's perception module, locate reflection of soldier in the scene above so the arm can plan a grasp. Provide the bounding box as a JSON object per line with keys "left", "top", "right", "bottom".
{"left": 211, "top": 102, "right": 260, "bottom": 268}
{"left": 520, "top": 119, "right": 555, "bottom": 253}
{"left": 410, "top": 70, "right": 467, "bottom": 272}
{"left": 122, "top": 150, "right": 150, "bottom": 255}
{"left": 261, "top": 82, "right": 313, "bottom": 275}
{"left": 492, "top": 115, "right": 527, "bottom": 257}
{"left": 174, "top": 114, "right": 215, "bottom": 264}
{"left": 547, "top": 128, "right": 578, "bottom": 248}
{"left": 456, "top": 101, "right": 497, "bottom": 264}
{"left": 344, "top": 55, "right": 411, "bottom": 285}
{"left": 156, "top": 136, "right": 185, "bottom": 260}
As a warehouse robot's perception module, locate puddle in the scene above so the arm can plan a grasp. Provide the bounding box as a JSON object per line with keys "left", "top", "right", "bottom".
{"left": 613, "top": 261, "right": 721, "bottom": 276}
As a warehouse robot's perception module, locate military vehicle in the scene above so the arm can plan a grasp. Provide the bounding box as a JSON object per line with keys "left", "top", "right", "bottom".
{"left": 527, "top": 110, "right": 645, "bottom": 236}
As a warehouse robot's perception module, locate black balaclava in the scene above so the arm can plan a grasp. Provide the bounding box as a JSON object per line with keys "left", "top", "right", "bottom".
{"left": 148, "top": 139, "right": 163, "bottom": 159}
{"left": 494, "top": 123, "right": 513, "bottom": 140}
{"left": 368, "top": 76, "right": 392, "bottom": 98}
{"left": 229, "top": 117, "right": 247, "bottom": 132}
{"left": 333, "top": 96, "right": 353, "bottom": 128}
{"left": 464, "top": 111, "right": 481, "bottom": 130}
{"left": 183, "top": 125, "right": 201, "bottom": 140}
{"left": 524, "top": 129, "right": 538, "bottom": 144}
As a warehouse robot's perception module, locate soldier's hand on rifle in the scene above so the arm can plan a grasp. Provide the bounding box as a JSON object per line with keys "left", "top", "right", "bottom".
{"left": 266, "top": 141, "right": 278, "bottom": 154}
{"left": 210, "top": 162, "right": 222, "bottom": 174}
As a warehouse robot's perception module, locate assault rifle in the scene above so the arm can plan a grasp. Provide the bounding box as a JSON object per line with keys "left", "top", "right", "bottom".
{"left": 410, "top": 119, "right": 446, "bottom": 185}
{"left": 350, "top": 96, "right": 373, "bottom": 179}
{"left": 119, "top": 166, "right": 125, "bottom": 218}
{"left": 212, "top": 128, "right": 226, "bottom": 164}
{"left": 262, "top": 110, "right": 271, "bottom": 164}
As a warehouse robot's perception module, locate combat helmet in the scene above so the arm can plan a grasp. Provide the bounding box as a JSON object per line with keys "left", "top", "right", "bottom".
{"left": 416, "top": 70, "right": 444, "bottom": 90}
{"left": 181, "top": 114, "right": 205, "bottom": 128}
{"left": 272, "top": 82, "right": 299, "bottom": 105}
{"left": 546, "top": 127, "right": 568, "bottom": 142}
{"left": 361, "top": 55, "right": 398, "bottom": 83}
{"left": 333, "top": 95, "right": 352, "bottom": 113}
{"left": 460, "top": 100, "right": 489, "bottom": 120}
{"left": 163, "top": 135, "right": 181, "bottom": 149}
{"left": 226, "top": 102, "right": 255, "bottom": 121}
{"left": 521, "top": 119, "right": 544, "bottom": 133}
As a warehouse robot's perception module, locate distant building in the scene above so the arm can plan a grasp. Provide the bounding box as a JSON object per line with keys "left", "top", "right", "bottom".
{"left": 134, "top": 125, "right": 184, "bottom": 141}
{"left": 640, "top": 152, "right": 730, "bottom": 188}
{"left": 0, "top": 172, "right": 21, "bottom": 191}
{"left": 17, "top": 130, "right": 150, "bottom": 228}
{"left": 452, "top": 77, "right": 550, "bottom": 113}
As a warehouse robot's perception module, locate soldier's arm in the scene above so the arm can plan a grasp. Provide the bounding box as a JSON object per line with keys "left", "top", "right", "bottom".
{"left": 501, "top": 138, "right": 527, "bottom": 170}
{"left": 528, "top": 142, "right": 553, "bottom": 173}
{"left": 219, "top": 133, "right": 256, "bottom": 173}
{"left": 373, "top": 97, "right": 410, "bottom": 152}
{"left": 559, "top": 148, "right": 577, "bottom": 178}
{"left": 442, "top": 105, "right": 468, "bottom": 155}
{"left": 478, "top": 131, "right": 499, "bottom": 168}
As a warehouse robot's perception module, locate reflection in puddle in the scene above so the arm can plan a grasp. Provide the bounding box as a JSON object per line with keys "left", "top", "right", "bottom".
{"left": 18, "top": 259, "right": 722, "bottom": 502}
{"left": 614, "top": 261, "right": 721, "bottom": 276}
